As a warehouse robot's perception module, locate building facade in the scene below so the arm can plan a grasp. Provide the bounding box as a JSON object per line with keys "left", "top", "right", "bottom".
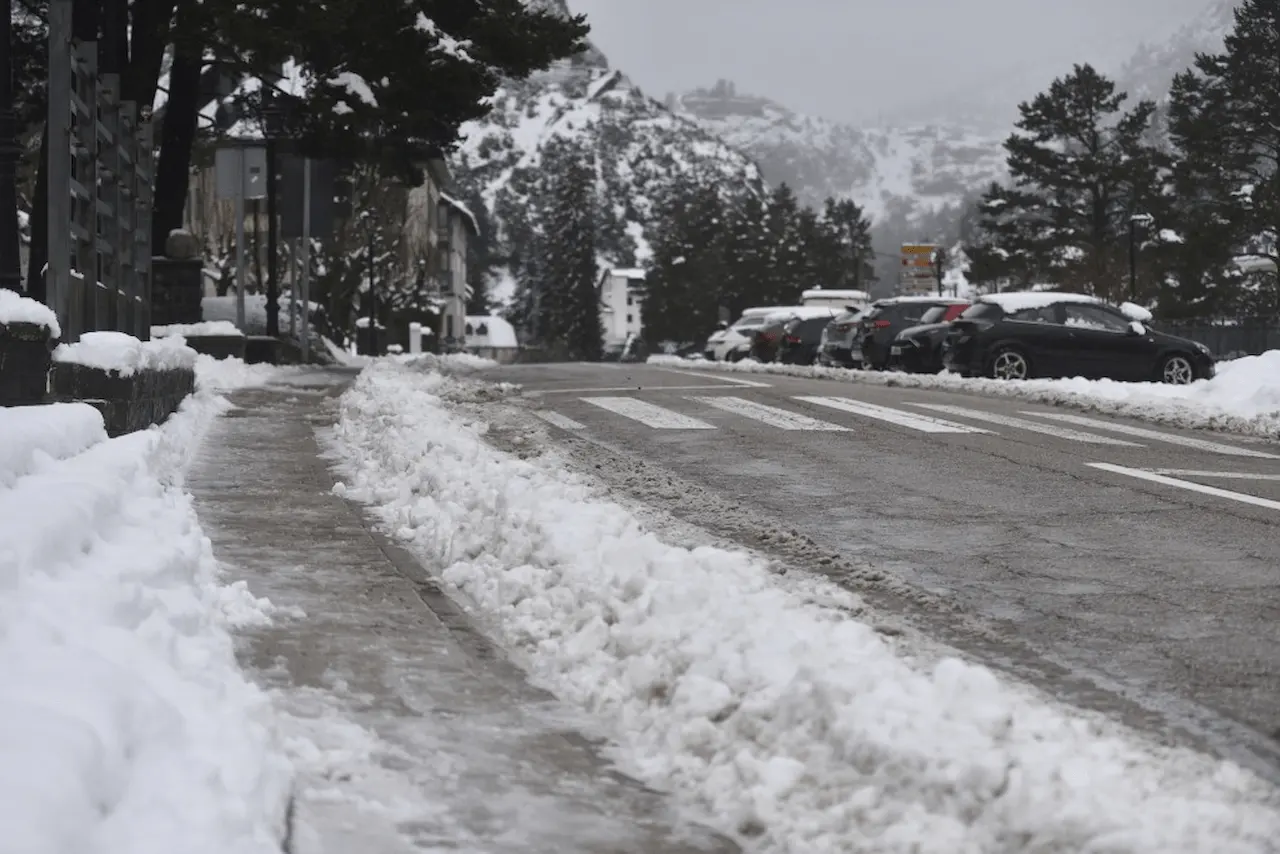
{"left": 598, "top": 267, "right": 645, "bottom": 349}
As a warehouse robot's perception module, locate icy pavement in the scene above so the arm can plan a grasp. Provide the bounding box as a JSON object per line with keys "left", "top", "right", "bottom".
{"left": 324, "top": 356, "right": 1280, "bottom": 854}
{"left": 186, "top": 369, "right": 735, "bottom": 854}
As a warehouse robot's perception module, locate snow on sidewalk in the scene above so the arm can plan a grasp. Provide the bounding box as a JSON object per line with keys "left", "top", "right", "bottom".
{"left": 0, "top": 358, "right": 294, "bottom": 854}
{"left": 647, "top": 352, "right": 1280, "bottom": 439}
{"left": 328, "top": 358, "right": 1280, "bottom": 854}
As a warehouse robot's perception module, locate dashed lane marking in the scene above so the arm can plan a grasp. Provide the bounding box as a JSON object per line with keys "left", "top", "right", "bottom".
{"left": 1089, "top": 463, "right": 1280, "bottom": 511}
{"left": 581, "top": 397, "right": 716, "bottom": 430}
{"left": 1020, "top": 411, "right": 1279, "bottom": 459}
{"left": 688, "top": 397, "right": 850, "bottom": 431}
{"left": 911, "top": 403, "right": 1142, "bottom": 446}
{"left": 797, "top": 396, "right": 993, "bottom": 434}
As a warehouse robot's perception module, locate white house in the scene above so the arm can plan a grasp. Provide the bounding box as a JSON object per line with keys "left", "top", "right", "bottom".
{"left": 465, "top": 314, "right": 519, "bottom": 363}
{"left": 598, "top": 267, "right": 644, "bottom": 349}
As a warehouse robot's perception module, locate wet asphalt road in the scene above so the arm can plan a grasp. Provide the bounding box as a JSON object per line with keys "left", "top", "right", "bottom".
{"left": 479, "top": 361, "right": 1280, "bottom": 782}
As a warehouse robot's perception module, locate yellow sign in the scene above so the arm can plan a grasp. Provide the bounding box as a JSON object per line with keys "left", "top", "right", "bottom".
{"left": 901, "top": 244, "right": 936, "bottom": 254}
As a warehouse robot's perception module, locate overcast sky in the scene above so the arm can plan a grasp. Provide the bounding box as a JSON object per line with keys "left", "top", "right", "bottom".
{"left": 567, "top": 0, "right": 1213, "bottom": 125}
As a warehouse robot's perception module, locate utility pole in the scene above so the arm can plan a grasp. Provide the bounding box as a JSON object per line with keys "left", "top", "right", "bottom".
{"left": 933, "top": 247, "right": 946, "bottom": 296}
{"left": 0, "top": 0, "right": 22, "bottom": 292}
{"left": 1128, "top": 218, "right": 1138, "bottom": 303}
{"left": 265, "top": 125, "right": 279, "bottom": 336}
{"left": 366, "top": 226, "right": 376, "bottom": 354}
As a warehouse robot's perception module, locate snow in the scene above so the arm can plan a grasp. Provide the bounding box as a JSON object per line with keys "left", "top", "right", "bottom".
{"left": 646, "top": 352, "right": 1280, "bottom": 439}
{"left": 53, "top": 332, "right": 198, "bottom": 376}
{"left": 764, "top": 305, "right": 840, "bottom": 323}
{"left": 328, "top": 71, "right": 377, "bottom": 107}
{"left": 0, "top": 289, "right": 60, "bottom": 337}
{"left": 978, "top": 291, "right": 1099, "bottom": 312}
{"left": 606, "top": 268, "right": 647, "bottom": 280}
{"left": 0, "top": 363, "right": 295, "bottom": 853}
{"left": 465, "top": 314, "right": 518, "bottom": 348}
{"left": 0, "top": 403, "right": 106, "bottom": 489}
{"left": 152, "top": 321, "right": 245, "bottom": 339}
{"left": 879, "top": 295, "right": 969, "bottom": 305}
{"left": 327, "top": 359, "right": 1280, "bottom": 854}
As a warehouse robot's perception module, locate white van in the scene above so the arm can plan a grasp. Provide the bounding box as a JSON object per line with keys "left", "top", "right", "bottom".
{"left": 704, "top": 306, "right": 793, "bottom": 361}
{"left": 801, "top": 289, "right": 871, "bottom": 311}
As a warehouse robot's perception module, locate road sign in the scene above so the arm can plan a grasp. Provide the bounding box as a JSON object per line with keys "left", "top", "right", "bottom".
{"left": 280, "top": 156, "right": 340, "bottom": 239}
{"left": 900, "top": 243, "right": 939, "bottom": 294}
{"left": 214, "top": 145, "right": 268, "bottom": 200}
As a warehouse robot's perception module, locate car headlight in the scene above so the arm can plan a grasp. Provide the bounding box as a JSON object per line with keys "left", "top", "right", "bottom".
{"left": 1195, "top": 342, "right": 1212, "bottom": 356}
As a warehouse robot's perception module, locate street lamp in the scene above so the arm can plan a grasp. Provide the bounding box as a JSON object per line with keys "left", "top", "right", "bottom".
{"left": 1128, "top": 213, "right": 1154, "bottom": 303}
{"left": 261, "top": 101, "right": 286, "bottom": 337}
{"left": 0, "top": 0, "right": 22, "bottom": 293}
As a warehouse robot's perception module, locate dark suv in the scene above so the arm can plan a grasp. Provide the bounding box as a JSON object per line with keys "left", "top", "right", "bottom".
{"left": 942, "top": 294, "right": 1215, "bottom": 383}
{"left": 885, "top": 302, "right": 970, "bottom": 373}
{"left": 854, "top": 297, "right": 969, "bottom": 370}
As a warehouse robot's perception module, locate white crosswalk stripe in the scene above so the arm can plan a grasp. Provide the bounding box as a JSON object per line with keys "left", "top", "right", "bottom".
{"left": 796, "top": 396, "right": 992, "bottom": 434}
{"left": 535, "top": 411, "right": 585, "bottom": 431}
{"left": 910, "top": 403, "right": 1143, "bottom": 446}
{"left": 582, "top": 397, "right": 715, "bottom": 429}
{"left": 1019, "top": 411, "right": 1280, "bottom": 458}
{"left": 689, "top": 397, "right": 850, "bottom": 431}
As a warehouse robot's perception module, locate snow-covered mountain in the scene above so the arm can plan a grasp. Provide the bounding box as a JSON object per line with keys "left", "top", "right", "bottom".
{"left": 670, "top": 82, "right": 1007, "bottom": 226}
{"left": 1118, "top": 0, "right": 1236, "bottom": 101}
{"left": 451, "top": 8, "right": 765, "bottom": 304}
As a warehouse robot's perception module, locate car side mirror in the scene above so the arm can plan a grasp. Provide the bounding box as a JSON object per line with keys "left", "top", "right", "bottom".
{"left": 1127, "top": 321, "right": 1146, "bottom": 336}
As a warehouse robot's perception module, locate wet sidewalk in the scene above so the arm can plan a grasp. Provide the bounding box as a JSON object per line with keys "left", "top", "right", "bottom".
{"left": 187, "top": 370, "right": 737, "bottom": 854}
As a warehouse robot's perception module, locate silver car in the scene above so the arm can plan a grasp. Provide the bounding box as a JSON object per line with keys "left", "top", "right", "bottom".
{"left": 818, "top": 308, "right": 864, "bottom": 367}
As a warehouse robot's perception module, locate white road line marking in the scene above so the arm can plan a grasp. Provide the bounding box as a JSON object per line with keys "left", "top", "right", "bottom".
{"left": 582, "top": 397, "right": 716, "bottom": 430}
{"left": 912, "top": 403, "right": 1142, "bottom": 446}
{"left": 797, "top": 396, "right": 993, "bottom": 434}
{"left": 539, "top": 384, "right": 765, "bottom": 394}
{"left": 655, "top": 367, "right": 771, "bottom": 387}
{"left": 1019, "top": 411, "right": 1279, "bottom": 459}
{"left": 1088, "top": 463, "right": 1280, "bottom": 511}
{"left": 688, "top": 397, "right": 850, "bottom": 431}
{"left": 1149, "top": 469, "right": 1280, "bottom": 481}
{"left": 535, "top": 411, "right": 585, "bottom": 430}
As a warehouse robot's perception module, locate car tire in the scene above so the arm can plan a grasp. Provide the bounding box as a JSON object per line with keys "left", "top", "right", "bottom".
{"left": 986, "top": 346, "right": 1031, "bottom": 381}
{"left": 1157, "top": 353, "right": 1196, "bottom": 385}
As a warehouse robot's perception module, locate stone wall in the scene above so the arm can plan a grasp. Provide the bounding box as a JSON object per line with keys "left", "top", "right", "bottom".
{"left": 49, "top": 363, "right": 196, "bottom": 437}
{"left": 0, "top": 321, "right": 56, "bottom": 406}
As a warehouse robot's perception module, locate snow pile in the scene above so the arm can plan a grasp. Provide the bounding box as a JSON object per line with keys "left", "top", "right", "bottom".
{"left": 399, "top": 352, "right": 498, "bottom": 372}
{"left": 0, "top": 403, "right": 106, "bottom": 488}
{"left": 0, "top": 391, "right": 293, "bottom": 852}
{"left": 53, "top": 331, "right": 198, "bottom": 376}
{"left": 193, "top": 354, "right": 294, "bottom": 393}
{"left": 328, "top": 360, "right": 1280, "bottom": 854}
{"left": 152, "top": 321, "right": 244, "bottom": 339}
{"left": 0, "top": 288, "right": 60, "bottom": 336}
{"left": 648, "top": 354, "right": 1280, "bottom": 439}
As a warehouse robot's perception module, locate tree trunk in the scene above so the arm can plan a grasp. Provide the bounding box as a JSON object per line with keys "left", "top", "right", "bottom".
{"left": 24, "top": 124, "right": 47, "bottom": 299}
{"left": 151, "top": 44, "right": 201, "bottom": 249}
{"left": 124, "top": 0, "right": 177, "bottom": 107}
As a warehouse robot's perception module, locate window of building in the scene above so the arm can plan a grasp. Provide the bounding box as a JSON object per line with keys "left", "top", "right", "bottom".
{"left": 446, "top": 315, "right": 454, "bottom": 338}
{"left": 626, "top": 314, "right": 633, "bottom": 324}
{"left": 627, "top": 295, "right": 633, "bottom": 306}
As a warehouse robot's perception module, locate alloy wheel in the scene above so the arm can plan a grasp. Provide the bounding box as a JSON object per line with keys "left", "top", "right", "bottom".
{"left": 1162, "top": 355, "right": 1195, "bottom": 385}
{"left": 991, "top": 350, "right": 1029, "bottom": 380}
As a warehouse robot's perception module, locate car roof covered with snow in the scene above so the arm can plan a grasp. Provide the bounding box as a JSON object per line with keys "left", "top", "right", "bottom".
{"left": 976, "top": 291, "right": 1100, "bottom": 312}
{"left": 762, "top": 305, "right": 840, "bottom": 323}
{"left": 873, "top": 295, "right": 969, "bottom": 306}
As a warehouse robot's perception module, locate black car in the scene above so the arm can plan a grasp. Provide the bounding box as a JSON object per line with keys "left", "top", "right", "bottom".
{"left": 942, "top": 295, "right": 1216, "bottom": 383}
{"left": 778, "top": 316, "right": 829, "bottom": 365}
{"left": 855, "top": 297, "right": 970, "bottom": 370}
{"left": 749, "top": 315, "right": 791, "bottom": 362}
{"left": 886, "top": 302, "right": 971, "bottom": 373}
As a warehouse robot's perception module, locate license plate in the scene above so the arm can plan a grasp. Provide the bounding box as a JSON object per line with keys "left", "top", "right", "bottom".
{"left": 890, "top": 345, "right": 902, "bottom": 355}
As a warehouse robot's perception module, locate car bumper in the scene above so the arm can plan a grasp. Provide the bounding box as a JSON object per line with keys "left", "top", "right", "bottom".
{"left": 941, "top": 340, "right": 982, "bottom": 376}
{"left": 887, "top": 340, "right": 938, "bottom": 373}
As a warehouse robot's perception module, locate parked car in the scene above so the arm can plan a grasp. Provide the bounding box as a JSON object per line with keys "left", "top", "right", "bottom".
{"left": 885, "top": 302, "right": 971, "bottom": 373}
{"left": 818, "top": 306, "right": 865, "bottom": 367}
{"left": 704, "top": 306, "right": 792, "bottom": 361}
{"left": 942, "top": 292, "right": 1216, "bottom": 383}
{"left": 778, "top": 316, "right": 830, "bottom": 365}
{"left": 854, "top": 297, "right": 970, "bottom": 370}
{"left": 749, "top": 306, "right": 837, "bottom": 363}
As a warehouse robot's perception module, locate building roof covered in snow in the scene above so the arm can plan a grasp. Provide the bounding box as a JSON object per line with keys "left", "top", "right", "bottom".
{"left": 440, "top": 192, "right": 480, "bottom": 237}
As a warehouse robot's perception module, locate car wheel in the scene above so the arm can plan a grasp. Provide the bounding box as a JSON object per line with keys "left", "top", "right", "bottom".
{"left": 1159, "top": 353, "right": 1196, "bottom": 385}
{"left": 988, "top": 346, "right": 1031, "bottom": 381}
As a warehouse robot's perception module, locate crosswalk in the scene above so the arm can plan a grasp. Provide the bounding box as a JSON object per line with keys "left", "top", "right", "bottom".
{"left": 535, "top": 393, "right": 1280, "bottom": 459}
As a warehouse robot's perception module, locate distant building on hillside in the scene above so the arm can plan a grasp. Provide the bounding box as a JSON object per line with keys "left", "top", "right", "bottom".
{"left": 598, "top": 268, "right": 645, "bottom": 350}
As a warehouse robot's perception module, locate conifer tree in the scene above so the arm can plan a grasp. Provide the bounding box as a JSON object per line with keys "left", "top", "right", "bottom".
{"left": 536, "top": 137, "right": 601, "bottom": 359}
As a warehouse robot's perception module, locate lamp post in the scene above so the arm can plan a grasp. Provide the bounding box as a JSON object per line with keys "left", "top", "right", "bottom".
{"left": 262, "top": 101, "right": 284, "bottom": 337}
{"left": 0, "top": 0, "right": 21, "bottom": 292}
{"left": 1128, "top": 213, "right": 1153, "bottom": 303}
{"left": 933, "top": 246, "right": 946, "bottom": 297}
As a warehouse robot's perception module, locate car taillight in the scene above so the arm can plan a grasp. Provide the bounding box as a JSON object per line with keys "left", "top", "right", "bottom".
{"left": 873, "top": 319, "right": 892, "bottom": 328}
{"left": 761, "top": 332, "right": 776, "bottom": 342}
{"left": 784, "top": 335, "right": 801, "bottom": 344}
{"left": 834, "top": 322, "right": 854, "bottom": 332}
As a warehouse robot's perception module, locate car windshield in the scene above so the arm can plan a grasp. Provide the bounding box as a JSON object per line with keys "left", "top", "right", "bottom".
{"left": 958, "top": 303, "right": 1004, "bottom": 320}
{"left": 918, "top": 306, "right": 947, "bottom": 324}
{"left": 732, "top": 317, "right": 766, "bottom": 330}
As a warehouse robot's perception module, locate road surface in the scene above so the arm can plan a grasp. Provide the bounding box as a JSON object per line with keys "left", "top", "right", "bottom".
{"left": 476, "top": 361, "right": 1280, "bottom": 783}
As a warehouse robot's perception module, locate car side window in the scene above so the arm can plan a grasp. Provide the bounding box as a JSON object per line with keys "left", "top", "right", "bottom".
{"left": 1009, "top": 306, "right": 1058, "bottom": 324}
{"left": 1063, "top": 304, "right": 1129, "bottom": 332}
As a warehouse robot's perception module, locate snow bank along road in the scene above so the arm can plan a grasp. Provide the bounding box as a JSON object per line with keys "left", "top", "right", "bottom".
{"left": 333, "top": 358, "right": 1279, "bottom": 854}
{"left": 481, "top": 360, "right": 1280, "bottom": 785}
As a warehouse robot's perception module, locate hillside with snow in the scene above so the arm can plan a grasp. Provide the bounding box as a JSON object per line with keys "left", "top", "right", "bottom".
{"left": 450, "top": 19, "right": 765, "bottom": 306}
{"left": 670, "top": 81, "right": 1007, "bottom": 226}
{"left": 1118, "top": 0, "right": 1236, "bottom": 101}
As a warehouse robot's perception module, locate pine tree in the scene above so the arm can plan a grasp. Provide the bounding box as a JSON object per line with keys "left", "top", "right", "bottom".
{"left": 763, "top": 183, "right": 806, "bottom": 302}
{"left": 816, "top": 197, "right": 874, "bottom": 291}
{"left": 1162, "top": 0, "right": 1280, "bottom": 318}
{"left": 535, "top": 138, "right": 601, "bottom": 359}
{"left": 976, "top": 64, "right": 1165, "bottom": 300}
{"left": 641, "top": 178, "right": 725, "bottom": 343}
{"left": 721, "top": 191, "right": 771, "bottom": 313}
